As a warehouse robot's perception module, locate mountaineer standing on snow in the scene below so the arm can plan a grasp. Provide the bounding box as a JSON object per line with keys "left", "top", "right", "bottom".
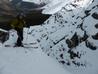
{"left": 0, "top": 0, "right": 51, "bottom": 47}
{"left": 10, "top": 14, "right": 25, "bottom": 46}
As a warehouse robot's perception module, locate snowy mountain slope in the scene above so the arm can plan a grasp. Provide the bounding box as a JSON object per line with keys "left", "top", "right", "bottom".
{"left": 0, "top": 47, "right": 71, "bottom": 74}
{"left": 19, "top": 0, "right": 98, "bottom": 74}
{"left": 41, "top": 0, "right": 98, "bottom": 74}
{"left": 0, "top": 0, "right": 98, "bottom": 74}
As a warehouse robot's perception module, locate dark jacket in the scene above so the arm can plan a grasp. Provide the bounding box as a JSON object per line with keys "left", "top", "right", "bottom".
{"left": 10, "top": 18, "right": 25, "bottom": 29}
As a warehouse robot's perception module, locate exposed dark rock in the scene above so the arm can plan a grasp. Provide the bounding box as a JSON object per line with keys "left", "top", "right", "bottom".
{"left": 85, "top": 10, "right": 91, "bottom": 17}
{"left": 85, "top": 40, "right": 97, "bottom": 50}
{"left": 66, "top": 33, "right": 79, "bottom": 48}
{"left": 77, "top": 22, "right": 84, "bottom": 31}
{"left": 70, "top": 3, "right": 78, "bottom": 8}
{"left": 62, "top": 47, "right": 66, "bottom": 51}
{"left": 72, "top": 61, "right": 86, "bottom": 67}
{"left": 92, "top": 33, "right": 98, "bottom": 40}
{"left": 60, "top": 54, "right": 64, "bottom": 59}
{"left": 92, "top": 5, "right": 97, "bottom": 10}
{"left": 72, "top": 15, "right": 75, "bottom": 18}
{"left": 80, "top": 31, "right": 89, "bottom": 42}
{"left": 72, "top": 61, "right": 80, "bottom": 67}
{"left": 59, "top": 60, "right": 65, "bottom": 64}
{"left": 66, "top": 39, "right": 72, "bottom": 48}
{"left": 50, "top": 46, "right": 52, "bottom": 48}
{"left": 66, "top": 61, "right": 70, "bottom": 66}
{"left": 95, "top": 23, "right": 98, "bottom": 28}
{"left": 65, "top": 21, "right": 68, "bottom": 23}
{"left": 0, "top": 31, "right": 9, "bottom": 43}
{"left": 37, "top": 39, "right": 40, "bottom": 42}
{"left": 91, "top": 12, "right": 98, "bottom": 20}
{"left": 68, "top": 50, "right": 81, "bottom": 59}
{"left": 97, "top": 4, "right": 98, "bottom": 8}
{"left": 47, "top": 53, "right": 50, "bottom": 56}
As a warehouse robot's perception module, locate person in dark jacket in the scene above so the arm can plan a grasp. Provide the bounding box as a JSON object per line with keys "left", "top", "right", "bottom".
{"left": 10, "top": 14, "right": 25, "bottom": 46}
{"left": 0, "top": 0, "right": 51, "bottom": 47}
